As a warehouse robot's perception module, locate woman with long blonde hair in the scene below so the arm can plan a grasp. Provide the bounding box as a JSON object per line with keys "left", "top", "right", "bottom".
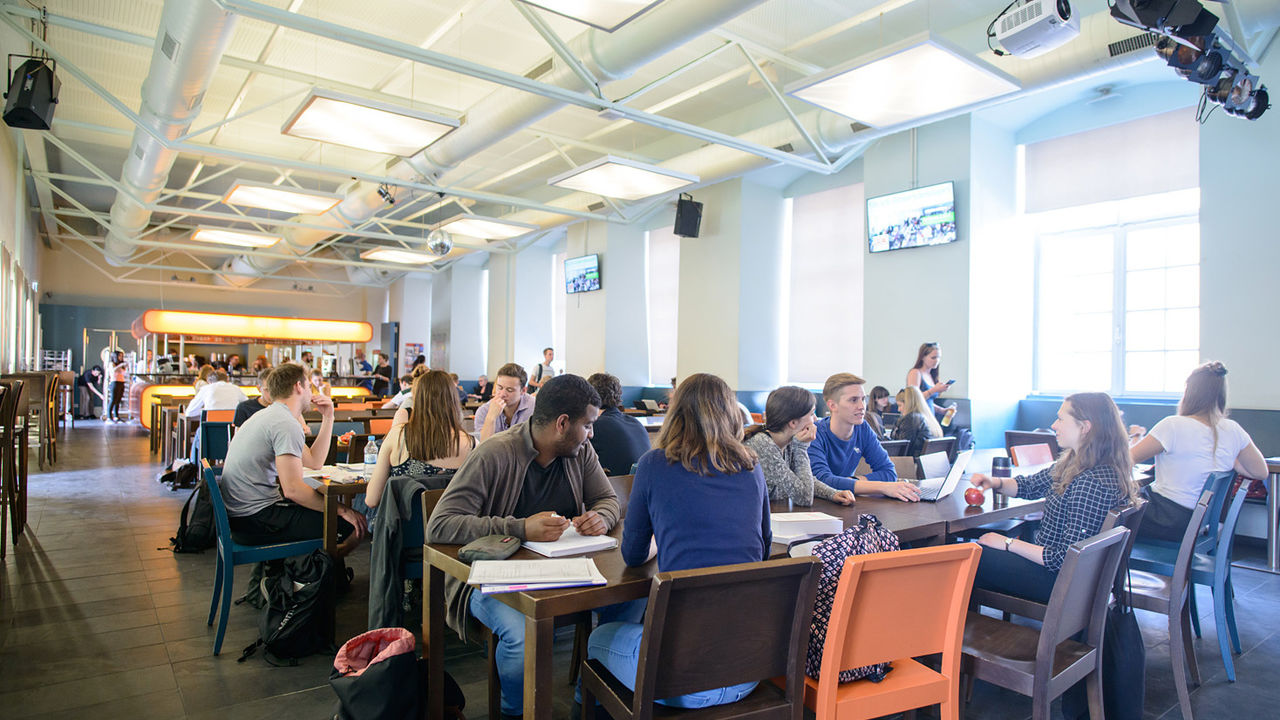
{"left": 891, "top": 386, "right": 943, "bottom": 456}
{"left": 594, "top": 373, "right": 770, "bottom": 709}
{"left": 968, "top": 392, "right": 1136, "bottom": 602}
{"left": 1130, "top": 362, "right": 1267, "bottom": 542}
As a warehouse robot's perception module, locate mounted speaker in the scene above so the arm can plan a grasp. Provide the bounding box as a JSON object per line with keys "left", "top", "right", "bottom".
{"left": 3, "top": 58, "right": 60, "bottom": 130}
{"left": 674, "top": 193, "right": 702, "bottom": 238}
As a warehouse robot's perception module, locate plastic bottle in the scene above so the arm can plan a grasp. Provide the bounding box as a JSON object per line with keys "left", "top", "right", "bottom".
{"left": 941, "top": 405, "right": 957, "bottom": 427}
{"left": 363, "top": 437, "right": 378, "bottom": 479}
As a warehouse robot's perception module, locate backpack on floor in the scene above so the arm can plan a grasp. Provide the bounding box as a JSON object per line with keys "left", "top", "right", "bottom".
{"left": 806, "top": 514, "right": 901, "bottom": 683}
{"left": 329, "top": 627, "right": 467, "bottom": 720}
{"left": 158, "top": 461, "right": 198, "bottom": 491}
{"left": 169, "top": 474, "right": 215, "bottom": 553}
{"left": 239, "top": 549, "right": 338, "bottom": 665}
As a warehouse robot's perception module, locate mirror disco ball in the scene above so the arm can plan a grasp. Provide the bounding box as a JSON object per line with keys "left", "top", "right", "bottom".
{"left": 426, "top": 229, "right": 453, "bottom": 256}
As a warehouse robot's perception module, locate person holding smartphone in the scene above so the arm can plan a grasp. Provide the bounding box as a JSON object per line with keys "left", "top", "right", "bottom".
{"left": 906, "top": 342, "right": 956, "bottom": 421}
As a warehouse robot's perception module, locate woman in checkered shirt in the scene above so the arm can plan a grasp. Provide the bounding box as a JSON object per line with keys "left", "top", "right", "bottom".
{"left": 967, "top": 392, "right": 1138, "bottom": 602}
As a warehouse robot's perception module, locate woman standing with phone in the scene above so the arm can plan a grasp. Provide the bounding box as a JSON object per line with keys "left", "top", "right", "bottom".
{"left": 906, "top": 342, "right": 955, "bottom": 420}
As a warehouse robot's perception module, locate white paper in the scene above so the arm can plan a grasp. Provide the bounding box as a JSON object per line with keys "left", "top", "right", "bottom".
{"left": 467, "top": 557, "right": 601, "bottom": 585}
{"left": 522, "top": 526, "right": 618, "bottom": 558}
{"left": 479, "top": 562, "right": 608, "bottom": 594}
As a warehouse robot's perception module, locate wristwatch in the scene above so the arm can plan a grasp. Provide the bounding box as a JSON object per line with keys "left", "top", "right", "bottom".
{"left": 1004, "top": 536, "right": 1014, "bottom": 551}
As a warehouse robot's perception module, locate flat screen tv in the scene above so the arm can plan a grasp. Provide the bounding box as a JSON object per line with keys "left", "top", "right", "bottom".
{"left": 867, "top": 182, "right": 957, "bottom": 253}
{"left": 565, "top": 253, "right": 601, "bottom": 294}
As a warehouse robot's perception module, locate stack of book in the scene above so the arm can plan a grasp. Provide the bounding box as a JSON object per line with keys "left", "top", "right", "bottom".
{"left": 467, "top": 557, "right": 607, "bottom": 594}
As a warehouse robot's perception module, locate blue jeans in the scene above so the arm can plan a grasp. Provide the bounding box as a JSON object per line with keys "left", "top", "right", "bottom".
{"left": 470, "top": 592, "right": 645, "bottom": 715}
{"left": 588, "top": 619, "right": 758, "bottom": 709}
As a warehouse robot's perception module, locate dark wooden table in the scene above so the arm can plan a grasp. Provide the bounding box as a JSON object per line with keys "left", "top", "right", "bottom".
{"left": 317, "top": 476, "right": 367, "bottom": 555}
{"left": 422, "top": 476, "right": 1045, "bottom": 720}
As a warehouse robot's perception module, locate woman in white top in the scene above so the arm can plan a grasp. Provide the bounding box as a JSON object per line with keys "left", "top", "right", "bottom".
{"left": 1130, "top": 361, "right": 1268, "bottom": 542}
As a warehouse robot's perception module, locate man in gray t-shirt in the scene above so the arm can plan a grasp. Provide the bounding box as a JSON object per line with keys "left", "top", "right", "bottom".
{"left": 220, "top": 364, "right": 367, "bottom": 556}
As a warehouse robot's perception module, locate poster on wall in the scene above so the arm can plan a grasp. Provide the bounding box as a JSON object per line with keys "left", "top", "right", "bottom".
{"left": 403, "top": 342, "right": 424, "bottom": 373}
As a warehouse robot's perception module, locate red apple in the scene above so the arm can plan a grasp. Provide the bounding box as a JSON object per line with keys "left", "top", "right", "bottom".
{"left": 964, "top": 487, "right": 985, "bottom": 506}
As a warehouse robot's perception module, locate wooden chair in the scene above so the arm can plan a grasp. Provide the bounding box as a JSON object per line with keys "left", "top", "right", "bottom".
{"left": 607, "top": 474, "right": 634, "bottom": 519}
{"left": 961, "top": 526, "right": 1130, "bottom": 720}
{"left": 201, "top": 461, "right": 322, "bottom": 655}
{"left": 921, "top": 436, "right": 956, "bottom": 461}
{"left": 1128, "top": 493, "right": 1212, "bottom": 720}
{"left": 1005, "top": 430, "right": 1060, "bottom": 459}
{"left": 880, "top": 439, "right": 909, "bottom": 457}
{"left": 0, "top": 380, "right": 29, "bottom": 557}
{"left": 366, "top": 417, "right": 394, "bottom": 435}
{"left": 805, "top": 544, "right": 980, "bottom": 720}
{"left": 581, "top": 556, "right": 821, "bottom": 720}
{"left": 1010, "top": 443, "right": 1054, "bottom": 467}
{"left": 325, "top": 433, "right": 373, "bottom": 465}
{"left": 335, "top": 402, "right": 366, "bottom": 412}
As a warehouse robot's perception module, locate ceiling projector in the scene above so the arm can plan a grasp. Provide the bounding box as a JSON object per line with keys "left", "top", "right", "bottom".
{"left": 989, "top": 0, "right": 1081, "bottom": 58}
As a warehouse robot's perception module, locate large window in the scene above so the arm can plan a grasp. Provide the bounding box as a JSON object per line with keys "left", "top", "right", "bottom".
{"left": 785, "top": 184, "right": 864, "bottom": 385}
{"left": 646, "top": 227, "right": 679, "bottom": 386}
{"left": 1034, "top": 191, "right": 1200, "bottom": 395}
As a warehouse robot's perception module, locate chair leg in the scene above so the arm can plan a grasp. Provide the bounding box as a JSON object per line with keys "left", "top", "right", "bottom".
{"left": 208, "top": 553, "right": 224, "bottom": 626}
{"left": 212, "top": 557, "right": 233, "bottom": 656}
{"left": 1189, "top": 587, "right": 1202, "bottom": 638}
{"left": 1171, "top": 602, "right": 1198, "bottom": 720}
{"left": 487, "top": 632, "right": 501, "bottom": 720}
{"left": 1211, "top": 581, "right": 1237, "bottom": 683}
{"left": 1224, "top": 575, "right": 1242, "bottom": 655}
{"left": 581, "top": 678, "right": 596, "bottom": 720}
{"left": 1085, "top": 669, "right": 1105, "bottom": 720}
{"left": 569, "top": 615, "right": 590, "bottom": 686}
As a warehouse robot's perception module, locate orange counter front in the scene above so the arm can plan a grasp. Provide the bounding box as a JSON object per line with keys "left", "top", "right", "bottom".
{"left": 134, "top": 383, "right": 370, "bottom": 430}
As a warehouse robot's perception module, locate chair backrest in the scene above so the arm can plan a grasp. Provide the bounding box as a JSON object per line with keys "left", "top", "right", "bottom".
{"left": 607, "top": 474, "right": 634, "bottom": 519}
{"left": 202, "top": 409, "right": 235, "bottom": 422}
{"left": 0, "top": 379, "right": 25, "bottom": 435}
{"left": 1169, "top": 492, "right": 1213, "bottom": 600}
{"left": 1101, "top": 498, "right": 1147, "bottom": 593}
{"left": 310, "top": 420, "right": 366, "bottom": 436}
{"left": 1212, "top": 485, "right": 1251, "bottom": 568}
{"left": 1010, "top": 443, "right": 1054, "bottom": 467}
{"left": 891, "top": 456, "right": 919, "bottom": 480}
{"left": 921, "top": 436, "right": 955, "bottom": 460}
{"left": 200, "top": 421, "right": 234, "bottom": 465}
{"left": 815, "top": 544, "right": 979, "bottom": 710}
{"left": 367, "top": 417, "right": 394, "bottom": 435}
{"left": 1195, "top": 470, "right": 1237, "bottom": 553}
{"left": 632, "top": 557, "right": 821, "bottom": 711}
{"left": 1039, "top": 527, "right": 1129, "bottom": 652}
{"left": 421, "top": 488, "right": 446, "bottom": 537}
{"left": 880, "top": 439, "right": 909, "bottom": 457}
{"left": 335, "top": 402, "right": 366, "bottom": 411}
{"left": 200, "top": 460, "right": 233, "bottom": 547}
{"left": 1005, "top": 429, "right": 1060, "bottom": 458}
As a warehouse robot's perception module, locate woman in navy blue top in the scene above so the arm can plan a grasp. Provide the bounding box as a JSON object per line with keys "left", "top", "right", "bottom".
{"left": 594, "top": 373, "right": 770, "bottom": 709}
{"left": 968, "top": 392, "right": 1136, "bottom": 603}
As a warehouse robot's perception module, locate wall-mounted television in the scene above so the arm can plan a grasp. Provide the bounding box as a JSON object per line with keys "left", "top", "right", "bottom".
{"left": 867, "top": 181, "right": 957, "bottom": 253}
{"left": 565, "top": 253, "right": 601, "bottom": 294}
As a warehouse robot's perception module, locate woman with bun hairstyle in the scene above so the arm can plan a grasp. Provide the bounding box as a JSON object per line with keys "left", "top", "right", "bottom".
{"left": 744, "top": 386, "right": 855, "bottom": 507}
{"left": 1130, "top": 362, "right": 1268, "bottom": 542}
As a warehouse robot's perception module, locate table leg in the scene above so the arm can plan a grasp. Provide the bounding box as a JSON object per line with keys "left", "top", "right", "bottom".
{"left": 322, "top": 487, "right": 338, "bottom": 556}
{"left": 524, "top": 616, "right": 555, "bottom": 720}
{"left": 425, "top": 565, "right": 445, "bottom": 720}
{"left": 1268, "top": 471, "right": 1278, "bottom": 573}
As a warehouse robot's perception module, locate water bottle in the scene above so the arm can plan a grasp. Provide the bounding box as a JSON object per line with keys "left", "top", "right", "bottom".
{"left": 363, "top": 437, "right": 378, "bottom": 480}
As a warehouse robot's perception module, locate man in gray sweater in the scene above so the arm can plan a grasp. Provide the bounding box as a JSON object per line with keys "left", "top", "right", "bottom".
{"left": 428, "top": 374, "right": 631, "bottom": 718}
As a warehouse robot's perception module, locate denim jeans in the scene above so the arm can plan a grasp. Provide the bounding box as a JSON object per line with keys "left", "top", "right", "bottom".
{"left": 470, "top": 592, "right": 645, "bottom": 715}
{"left": 587, "top": 620, "right": 758, "bottom": 709}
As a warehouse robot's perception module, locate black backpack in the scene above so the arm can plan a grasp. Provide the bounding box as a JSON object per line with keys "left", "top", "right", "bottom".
{"left": 169, "top": 475, "right": 216, "bottom": 553}
{"left": 239, "top": 549, "right": 338, "bottom": 665}
{"left": 158, "top": 462, "right": 198, "bottom": 490}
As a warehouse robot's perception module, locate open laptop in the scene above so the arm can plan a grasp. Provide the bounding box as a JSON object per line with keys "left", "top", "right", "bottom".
{"left": 914, "top": 449, "right": 973, "bottom": 502}
{"left": 640, "top": 399, "right": 660, "bottom": 411}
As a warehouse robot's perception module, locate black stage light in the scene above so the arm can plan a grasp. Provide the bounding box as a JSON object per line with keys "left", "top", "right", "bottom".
{"left": 3, "top": 57, "right": 60, "bottom": 130}
{"left": 673, "top": 193, "right": 702, "bottom": 238}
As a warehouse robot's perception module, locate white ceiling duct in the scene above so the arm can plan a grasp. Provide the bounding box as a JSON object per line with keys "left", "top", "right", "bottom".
{"left": 217, "top": 0, "right": 770, "bottom": 286}
{"left": 102, "top": 0, "right": 238, "bottom": 265}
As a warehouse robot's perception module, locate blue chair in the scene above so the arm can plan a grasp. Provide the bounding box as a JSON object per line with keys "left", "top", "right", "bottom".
{"left": 1131, "top": 472, "right": 1249, "bottom": 682}
{"left": 198, "top": 421, "right": 233, "bottom": 465}
{"left": 201, "top": 460, "right": 322, "bottom": 655}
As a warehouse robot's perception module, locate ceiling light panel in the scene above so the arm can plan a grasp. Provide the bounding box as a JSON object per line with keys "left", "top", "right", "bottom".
{"left": 282, "top": 89, "right": 460, "bottom": 157}
{"left": 191, "top": 228, "right": 282, "bottom": 248}
{"left": 439, "top": 215, "right": 539, "bottom": 240}
{"left": 786, "top": 34, "right": 1020, "bottom": 128}
{"left": 223, "top": 180, "right": 344, "bottom": 215}
{"left": 518, "top": 1, "right": 664, "bottom": 32}
{"left": 360, "top": 248, "right": 439, "bottom": 265}
{"left": 548, "top": 156, "right": 698, "bottom": 201}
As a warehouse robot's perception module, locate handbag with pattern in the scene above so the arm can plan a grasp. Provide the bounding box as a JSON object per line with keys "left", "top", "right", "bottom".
{"left": 805, "top": 514, "right": 901, "bottom": 683}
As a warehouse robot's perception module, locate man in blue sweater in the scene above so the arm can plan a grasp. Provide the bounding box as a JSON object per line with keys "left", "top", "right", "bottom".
{"left": 808, "top": 372, "right": 920, "bottom": 501}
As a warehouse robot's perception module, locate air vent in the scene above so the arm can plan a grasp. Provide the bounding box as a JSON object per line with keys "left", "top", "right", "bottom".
{"left": 160, "top": 32, "right": 179, "bottom": 61}
{"left": 525, "top": 58, "right": 554, "bottom": 80}
{"left": 1109, "top": 33, "right": 1157, "bottom": 57}
{"left": 1000, "top": 0, "right": 1043, "bottom": 34}
{"left": 133, "top": 144, "right": 146, "bottom": 160}
{"left": 774, "top": 143, "right": 795, "bottom": 153}
{"left": 587, "top": 202, "right": 606, "bottom": 211}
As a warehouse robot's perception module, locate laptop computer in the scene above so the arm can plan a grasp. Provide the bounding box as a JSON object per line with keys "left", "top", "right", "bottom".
{"left": 914, "top": 449, "right": 973, "bottom": 502}
{"left": 640, "top": 399, "right": 660, "bottom": 411}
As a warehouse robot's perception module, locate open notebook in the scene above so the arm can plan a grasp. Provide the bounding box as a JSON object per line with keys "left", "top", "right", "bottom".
{"left": 468, "top": 557, "right": 607, "bottom": 594}
{"left": 523, "top": 525, "right": 618, "bottom": 558}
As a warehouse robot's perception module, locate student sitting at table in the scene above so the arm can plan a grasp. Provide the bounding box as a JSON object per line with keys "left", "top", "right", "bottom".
{"left": 192, "top": 363, "right": 215, "bottom": 392}
{"left": 1129, "top": 362, "right": 1268, "bottom": 543}
{"left": 865, "top": 385, "right": 893, "bottom": 439}
{"left": 473, "top": 362, "right": 536, "bottom": 442}
{"left": 744, "top": 385, "right": 854, "bottom": 507}
{"left": 366, "top": 370, "right": 474, "bottom": 510}
{"left": 219, "top": 364, "right": 368, "bottom": 558}
{"left": 968, "top": 392, "right": 1136, "bottom": 602}
{"left": 469, "top": 373, "right": 492, "bottom": 402}
{"left": 586, "top": 372, "right": 651, "bottom": 476}
{"left": 595, "top": 372, "right": 772, "bottom": 710}
{"left": 808, "top": 373, "right": 917, "bottom": 501}
{"left": 892, "top": 386, "right": 943, "bottom": 457}
{"left": 382, "top": 374, "right": 414, "bottom": 410}
{"left": 234, "top": 369, "right": 272, "bottom": 427}
{"left": 427, "top": 374, "right": 630, "bottom": 719}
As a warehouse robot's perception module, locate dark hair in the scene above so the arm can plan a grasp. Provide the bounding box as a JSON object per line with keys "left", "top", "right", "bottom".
{"left": 1180, "top": 361, "right": 1229, "bottom": 455}
{"left": 869, "top": 385, "right": 891, "bottom": 409}
{"left": 404, "top": 370, "right": 465, "bottom": 460}
{"left": 586, "top": 373, "right": 623, "bottom": 409}
{"left": 760, "top": 386, "right": 815, "bottom": 434}
{"left": 412, "top": 354, "right": 426, "bottom": 366}
{"left": 531, "top": 374, "right": 601, "bottom": 428}
{"left": 913, "top": 342, "right": 940, "bottom": 384}
{"left": 656, "top": 373, "right": 756, "bottom": 476}
{"left": 496, "top": 362, "right": 528, "bottom": 388}
{"left": 266, "top": 363, "right": 307, "bottom": 400}
{"left": 543, "top": 347, "right": 554, "bottom": 355}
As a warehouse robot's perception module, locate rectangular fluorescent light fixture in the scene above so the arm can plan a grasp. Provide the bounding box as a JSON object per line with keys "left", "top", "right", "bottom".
{"left": 785, "top": 33, "right": 1020, "bottom": 129}
{"left": 191, "top": 227, "right": 282, "bottom": 248}
{"left": 360, "top": 247, "right": 440, "bottom": 265}
{"left": 518, "top": 0, "right": 664, "bottom": 32}
{"left": 282, "top": 88, "right": 460, "bottom": 157}
{"left": 548, "top": 155, "right": 698, "bottom": 201}
{"left": 223, "top": 180, "right": 343, "bottom": 215}
{"left": 439, "top": 215, "right": 538, "bottom": 240}
{"left": 135, "top": 310, "right": 374, "bottom": 343}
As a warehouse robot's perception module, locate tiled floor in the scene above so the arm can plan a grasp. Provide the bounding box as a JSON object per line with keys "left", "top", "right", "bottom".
{"left": 1, "top": 422, "right": 1277, "bottom": 719}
